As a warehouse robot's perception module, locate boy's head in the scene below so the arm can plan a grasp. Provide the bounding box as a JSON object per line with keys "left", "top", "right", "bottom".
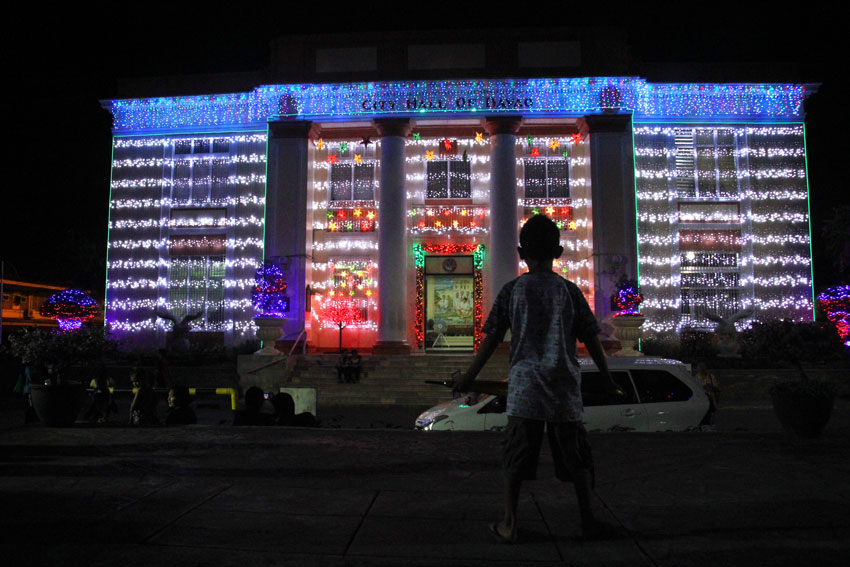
{"left": 518, "top": 214, "right": 563, "bottom": 261}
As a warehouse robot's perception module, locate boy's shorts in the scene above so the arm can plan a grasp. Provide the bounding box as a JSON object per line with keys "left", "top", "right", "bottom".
{"left": 502, "top": 416, "right": 594, "bottom": 485}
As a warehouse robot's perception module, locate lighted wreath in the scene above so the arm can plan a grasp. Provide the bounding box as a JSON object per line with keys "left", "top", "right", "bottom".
{"left": 39, "top": 288, "right": 99, "bottom": 331}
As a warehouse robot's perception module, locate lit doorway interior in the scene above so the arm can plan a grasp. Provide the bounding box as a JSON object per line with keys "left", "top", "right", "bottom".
{"left": 424, "top": 255, "right": 474, "bottom": 351}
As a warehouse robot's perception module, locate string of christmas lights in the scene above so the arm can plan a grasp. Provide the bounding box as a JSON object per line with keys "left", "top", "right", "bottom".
{"left": 108, "top": 79, "right": 805, "bottom": 131}
{"left": 634, "top": 124, "right": 812, "bottom": 334}
{"left": 106, "top": 133, "right": 267, "bottom": 345}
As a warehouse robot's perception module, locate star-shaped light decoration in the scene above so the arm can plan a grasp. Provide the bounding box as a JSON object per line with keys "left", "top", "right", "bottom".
{"left": 425, "top": 150, "right": 435, "bottom": 161}
{"left": 443, "top": 138, "right": 452, "bottom": 151}
{"left": 413, "top": 132, "right": 421, "bottom": 140}
{"left": 545, "top": 206, "right": 556, "bottom": 215}
{"left": 366, "top": 211, "right": 375, "bottom": 220}
{"left": 526, "top": 135, "right": 533, "bottom": 145}
{"left": 548, "top": 139, "right": 560, "bottom": 151}
{"left": 475, "top": 131, "right": 485, "bottom": 144}
{"left": 361, "top": 135, "right": 372, "bottom": 146}
{"left": 530, "top": 147, "right": 541, "bottom": 159}
{"left": 316, "top": 138, "right": 324, "bottom": 150}
{"left": 353, "top": 209, "right": 362, "bottom": 217}
{"left": 562, "top": 148, "right": 570, "bottom": 158}
{"left": 571, "top": 133, "right": 583, "bottom": 144}
{"left": 328, "top": 153, "right": 339, "bottom": 165}
{"left": 354, "top": 153, "right": 362, "bottom": 164}
{"left": 339, "top": 142, "right": 349, "bottom": 154}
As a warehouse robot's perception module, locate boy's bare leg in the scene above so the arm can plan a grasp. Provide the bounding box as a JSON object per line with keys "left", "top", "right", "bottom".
{"left": 499, "top": 476, "right": 521, "bottom": 539}
{"left": 572, "top": 468, "right": 595, "bottom": 527}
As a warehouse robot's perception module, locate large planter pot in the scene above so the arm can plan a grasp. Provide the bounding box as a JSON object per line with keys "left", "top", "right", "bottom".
{"left": 254, "top": 317, "right": 283, "bottom": 355}
{"left": 29, "top": 382, "right": 86, "bottom": 427}
{"left": 771, "top": 386, "right": 835, "bottom": 438}
{"left": 610, "top": 314, "right": 645, "bottom": 357}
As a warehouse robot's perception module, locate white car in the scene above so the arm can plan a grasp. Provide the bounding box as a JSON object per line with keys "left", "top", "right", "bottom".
{"left": 415, "top": 357, "right": 711, "bottom": 432}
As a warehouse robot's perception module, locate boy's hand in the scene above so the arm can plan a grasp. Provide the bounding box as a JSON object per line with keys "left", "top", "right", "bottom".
{"left": 603, "top": 373, "right": 627, "bottom": 401}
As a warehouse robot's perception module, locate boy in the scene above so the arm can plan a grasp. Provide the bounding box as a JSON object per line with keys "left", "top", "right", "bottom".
{"left": 455, "top": 214, "right": 624, "bottom": 543}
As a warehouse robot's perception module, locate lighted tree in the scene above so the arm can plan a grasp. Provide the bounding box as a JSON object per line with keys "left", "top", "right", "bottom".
{"left": 253, "top": 263, "right": 289, "bottom": 318}
{"left": 39, "top": 288, "right": 100, "bottom": 332}
{"left": 610, "top": 278, "right": 643, "bottom": 316}
{"left": 323, "top": 299, "right": 363, "bottom": 352}
{"left": 818, "top": 285, "right": 850, "bottom": 347}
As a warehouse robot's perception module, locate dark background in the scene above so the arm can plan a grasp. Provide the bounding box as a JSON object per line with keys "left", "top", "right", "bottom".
{"left": 4, "top": 6, "right": 846, "bottom": 300}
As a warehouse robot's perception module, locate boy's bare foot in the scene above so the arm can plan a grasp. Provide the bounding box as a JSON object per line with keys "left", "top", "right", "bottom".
{"left": 488, "top": 521, "right": 518, "bottom": 544}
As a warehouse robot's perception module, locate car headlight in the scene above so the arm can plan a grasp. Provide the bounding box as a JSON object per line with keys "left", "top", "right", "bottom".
{"left": 418, "top": 414, "right": 449, "bottom": 430}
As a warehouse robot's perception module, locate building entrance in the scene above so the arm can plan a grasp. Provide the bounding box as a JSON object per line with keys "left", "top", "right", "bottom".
{"left": 424, "top": 256, "right": 474, "bottom": 351}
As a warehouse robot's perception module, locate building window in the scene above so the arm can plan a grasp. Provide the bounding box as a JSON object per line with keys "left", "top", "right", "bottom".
{"left": 330, "top": 162, "right": 375, "bottom": 201}
{"left": 167, "top": 256, "right": 225, "bottom": 330}
{"left": 524, "top": 158, "right": 569, "bottom": 198}
{"left": 676, "top": 128, "right": 739, "bottom": 199}
{"left": 171, "top": 138, "right": 231, "bottom": 204}
{"left": 680, "top": 251, "right": 741, "bottom": 324}
{"left": 426, "top": 159, "right": 471, "bottom": 200}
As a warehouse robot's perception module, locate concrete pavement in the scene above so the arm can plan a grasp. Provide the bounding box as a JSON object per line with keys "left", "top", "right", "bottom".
{"left": 1, "top": 415, "right": 849, "bottom": 566}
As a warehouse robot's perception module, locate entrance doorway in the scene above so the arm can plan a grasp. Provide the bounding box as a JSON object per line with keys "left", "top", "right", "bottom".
{"left": 424, "top": 256, "right": 474, "bottom": 351}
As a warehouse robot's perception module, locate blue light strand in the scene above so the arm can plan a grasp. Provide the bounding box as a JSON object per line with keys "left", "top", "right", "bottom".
{"left": 108, "top": 79, "right": 806, "bottom": 131}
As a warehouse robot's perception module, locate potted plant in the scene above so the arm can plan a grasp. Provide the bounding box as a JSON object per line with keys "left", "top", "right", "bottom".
{"left": 253, "top": 262, "right": 289, "bottom": 355}
{"left": 609, "top": 277, "right": 644, "bottom": 357}
{"left": 770, "top": 376, "right": 836, "bottom": 438}
{"left": 5, "top": 326, "right": 118, "bottom": 426}
{"left": 747, "top": 320, "right": 843, "bottom": 438}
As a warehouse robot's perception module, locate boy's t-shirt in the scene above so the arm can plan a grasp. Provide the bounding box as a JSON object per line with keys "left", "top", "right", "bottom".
{"left": 482, "top": 271, "right": 600, "bottom": 422}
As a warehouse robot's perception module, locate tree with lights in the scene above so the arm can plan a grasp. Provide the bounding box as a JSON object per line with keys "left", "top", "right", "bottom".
{"left": 253, "top": 263, "right": 289, "bottom": 318}
{"left": 323, "top": 299, "right": 362, "bottom": 352}
{"left": 39, "top": 289, "right": 99, "bottom": 332}
{"left": 817, "top": 285, "right": 850, "bottom": 347}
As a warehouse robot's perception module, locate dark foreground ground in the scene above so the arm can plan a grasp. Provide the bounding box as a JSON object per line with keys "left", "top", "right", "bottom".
{"left": 1, "top": 397, "right": 849, "bottom": 566}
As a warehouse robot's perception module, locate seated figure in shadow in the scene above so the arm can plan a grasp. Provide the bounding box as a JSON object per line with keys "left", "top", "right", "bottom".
{"left": 233, "top": 386, "right": 276, "bottom": 426}
{"left": 166, "top": 385, "right": 197, "bottom": 425}
{"left": 271, "top": 392, "right": 317, "bottom": 427}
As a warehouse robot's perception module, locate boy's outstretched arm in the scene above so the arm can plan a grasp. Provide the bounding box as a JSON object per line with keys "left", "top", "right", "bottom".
{"left": 454, "top": 332, "right": 502, "bottom": 392}
{"left": 584, "top": 334, "right": 626, "bottom": 399}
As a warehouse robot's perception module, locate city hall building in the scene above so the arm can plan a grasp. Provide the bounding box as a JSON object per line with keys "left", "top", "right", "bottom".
{"left": 102, "top": 33, "right": 815, "bottom": 352}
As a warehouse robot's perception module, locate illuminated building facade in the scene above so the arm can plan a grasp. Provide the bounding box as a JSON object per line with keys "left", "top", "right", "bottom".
{"left": 102, "top": 77, "right": 814, "bottom": 351}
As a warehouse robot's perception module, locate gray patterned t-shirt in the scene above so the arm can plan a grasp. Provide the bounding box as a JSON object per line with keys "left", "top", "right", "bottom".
{"left": 482, "top": 272, "right": 600, "bottom": 422}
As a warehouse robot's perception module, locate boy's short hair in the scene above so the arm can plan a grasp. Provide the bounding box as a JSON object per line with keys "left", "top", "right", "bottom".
{"left": 519, "top": 214, "right": 561, "bottom": 260}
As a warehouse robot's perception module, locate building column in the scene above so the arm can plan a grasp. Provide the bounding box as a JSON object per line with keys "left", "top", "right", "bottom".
{"left": 373, "top": 119, "right": 412, "bottom": 354}
{"left": 265, "top": 120, "right": 318, "bottom": 343}
{"left": 578, "top": 114, "right": 638, "bottom": 325}
{"left": 485, "top": 117, "right": 523, "bottom": 306}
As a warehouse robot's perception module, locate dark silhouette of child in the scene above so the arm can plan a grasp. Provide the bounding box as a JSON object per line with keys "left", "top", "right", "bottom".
{"left": 84, "top": 364, "right": 116, "bottom": 423}
{"left": 336, "top": 349, "right": 349, "bottom": 383}
{"left": 129, "top": 368, "right": 159, "bottom": 426}
{"left": 165, "top": 385, "right": 197, "bottom": 425}
{"left": 233, "top": 386, "right": 276, "bottom": 426}
{"left": 271, "top": 393, "right": 317, "bottom": 427}
{"left": 456, "top": 214, "right": 625, "bottom": 543}
{"left": 347, "top": 350, "right": 362, "bottom": 383}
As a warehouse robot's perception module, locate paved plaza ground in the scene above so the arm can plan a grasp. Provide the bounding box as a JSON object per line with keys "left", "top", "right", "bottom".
{"left": 1, "top": 396, "right": 848, "bottom": 566}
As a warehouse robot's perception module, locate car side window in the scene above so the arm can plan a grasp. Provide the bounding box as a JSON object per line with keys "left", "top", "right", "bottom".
{"left": 478, "top": 396, "right": 507, "bottom": 414}
{"left": 581, "top": 371, "right": 637, "bottom": 406}
{"left": 630, "top": 370, "right": 693, "bottom": 403}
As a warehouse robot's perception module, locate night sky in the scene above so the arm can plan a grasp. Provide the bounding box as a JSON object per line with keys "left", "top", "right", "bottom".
{"left": 5, "top": 7, "right": 845, "bottom": 299}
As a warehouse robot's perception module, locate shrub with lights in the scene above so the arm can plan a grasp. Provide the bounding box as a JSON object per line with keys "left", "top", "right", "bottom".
{"left": 611, "top": 278, "right": 643, "bottom": 317}
{"left": 253, "top": 263, "right": 289, "bottom": 318}
{"left": 817, "top": 285, "right": 850, "bottom": 347}
{"left": 39, "top": 289, "right": 100, "bottom": 332}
